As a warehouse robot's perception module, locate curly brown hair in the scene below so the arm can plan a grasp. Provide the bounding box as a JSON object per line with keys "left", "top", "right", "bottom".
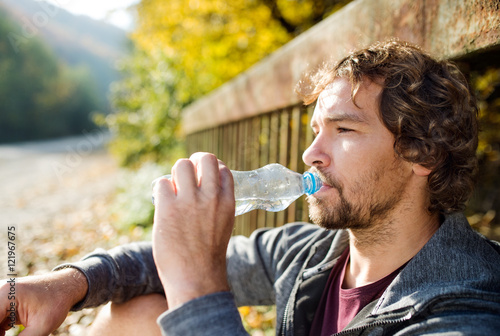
{"left": 296, "top": 39, "right": 478, "bottom": 214}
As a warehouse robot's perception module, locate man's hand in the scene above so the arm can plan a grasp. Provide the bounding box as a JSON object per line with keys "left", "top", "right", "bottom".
{"left": 0, "top": 268, "right": 88, "bottom": 336}
{"left": 152, "top": 152, "right": 235, "bottom": 309}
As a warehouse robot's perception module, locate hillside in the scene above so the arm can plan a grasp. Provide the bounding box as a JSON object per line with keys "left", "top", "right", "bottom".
{"left": 0, "top": 0, "right": 130, "bottom": 111}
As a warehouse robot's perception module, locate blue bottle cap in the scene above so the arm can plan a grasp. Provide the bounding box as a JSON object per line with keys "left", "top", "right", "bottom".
{"left": 303, "top": 172, "right": 322, "bottom": 195}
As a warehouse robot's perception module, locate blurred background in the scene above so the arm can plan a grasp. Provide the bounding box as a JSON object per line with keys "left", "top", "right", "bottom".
{"left": 0, "top": 0, "right": 499, "bottom": 335}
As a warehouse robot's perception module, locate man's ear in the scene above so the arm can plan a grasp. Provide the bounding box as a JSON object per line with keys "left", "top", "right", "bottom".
{"left": 413, "top": 164, "right": 432, "bottom": 177}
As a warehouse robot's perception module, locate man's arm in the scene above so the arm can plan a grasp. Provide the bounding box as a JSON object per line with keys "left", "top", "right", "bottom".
{"left": 54, "top": 241, "right": 164, "bottom": 310}
{"left": 152, "top": 153, "right": 236, "bottom": 309}
{"left": 0, "top": 268, "right": 87, "bottom": 336}
{"left": 152, "top": 153, "right": 248, "bottom": 335}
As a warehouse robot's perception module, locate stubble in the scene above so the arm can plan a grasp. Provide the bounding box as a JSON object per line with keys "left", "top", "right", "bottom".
{"left": 307, "top": 158, "right": 409, "bottom": 241}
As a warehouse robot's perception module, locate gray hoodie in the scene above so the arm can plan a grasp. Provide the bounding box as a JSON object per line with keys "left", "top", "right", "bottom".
{"left": 56, "top": 213, "right": 500, "bottom": 335}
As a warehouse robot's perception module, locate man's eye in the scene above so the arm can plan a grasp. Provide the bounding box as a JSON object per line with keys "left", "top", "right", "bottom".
{"left": 338, "top": 127, "right": 353, "bottom": 133}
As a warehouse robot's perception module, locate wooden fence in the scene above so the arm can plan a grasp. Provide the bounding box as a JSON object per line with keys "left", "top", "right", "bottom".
{"left": 186, "top": 105, "right": 316, "bottom": 235}
{"left": 183, "top": 0, "right": 500, "bottom": 236}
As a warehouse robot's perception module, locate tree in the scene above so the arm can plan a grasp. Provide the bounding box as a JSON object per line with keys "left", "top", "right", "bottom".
{"left": 133, "top": 0, "right": 351, "bottom": 97}
{"left": 467, "top": 66, "right": 500, "bottom": 238}
{"left": 105, "top": 0, "right": 352, "bottom": 167}
{"left": 96, "top": 48, "right": 184, "bottom": 167}
{"left": 0, "top": 7, "right": 100, "bottom": 142}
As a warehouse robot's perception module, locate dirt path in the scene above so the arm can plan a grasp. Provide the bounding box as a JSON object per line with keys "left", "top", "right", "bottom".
{"left": 1, "top": 133, "right": 115, "bottom": 229}
{"left": 0, "top": 133, "right": 132, "bottom": 335}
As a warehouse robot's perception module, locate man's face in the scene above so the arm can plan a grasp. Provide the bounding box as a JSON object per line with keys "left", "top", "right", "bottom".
{"left": 302, "top": 77, "right": 413, "bottom": 231}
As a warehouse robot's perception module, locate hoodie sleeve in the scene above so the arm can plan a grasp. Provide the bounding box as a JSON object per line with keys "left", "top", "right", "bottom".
{"left": 157, "top": 292, "right": 249, "bottom": 336}
{"left": 53, "top": 241, "right": 162, "bottom": 310}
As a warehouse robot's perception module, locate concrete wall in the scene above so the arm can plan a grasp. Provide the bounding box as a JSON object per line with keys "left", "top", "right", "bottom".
{"left": 182, "top": 0, "right": 500, "bottom": 135}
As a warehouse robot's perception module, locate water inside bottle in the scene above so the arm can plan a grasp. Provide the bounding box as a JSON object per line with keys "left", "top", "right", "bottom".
{"left": 235, "top": 196, "right": 299, "bottom": 216}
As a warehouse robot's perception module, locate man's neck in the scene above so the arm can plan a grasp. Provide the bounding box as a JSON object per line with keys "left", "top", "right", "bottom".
{"left": 343, "top": 210, "right": 440, "bottom": 289}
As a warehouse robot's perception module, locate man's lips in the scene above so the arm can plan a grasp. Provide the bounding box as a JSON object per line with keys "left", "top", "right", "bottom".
{"left": 308, "top": 168, "right": 339, "bottom": 195}
{"left": 319, "top": 184, "right": 332, "bottom": 192}
{"left": 309, "top": 182, "right": 333, "bottom": 196}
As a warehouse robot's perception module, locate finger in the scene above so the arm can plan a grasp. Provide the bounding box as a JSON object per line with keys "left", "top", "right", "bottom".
{"left": 19, "top": 325, "right": 46, "bottom": 336}
{"left": 153, "top": 177, "right": 176, "bottom": 207}
{"left": 0, "top": 316, "right": 14, "bottom": 331}
{"left": 219, "top": 160, "right": 236, "bottom": 211}
{"left": 171, "top": 159, "right": 197, "bottom": 198}
{"left": 191, "top": 153, "right": 220, "bottom": 194}
{"left": 188, "top": 152, "right": 208, "bottom": 183}
{"left": 0, "top": 319, "right": 9, "bottom": 335}
{"left": 218, "top": 160, "right": 234, "bottom": 194}
{"left": 0, "top": 299, "right": 15, "bottom": 332}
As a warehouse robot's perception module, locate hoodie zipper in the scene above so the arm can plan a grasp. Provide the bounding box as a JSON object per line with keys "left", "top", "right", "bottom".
{"left": 280, "top": 244, "right": 324, "bottom": 336}
{"left": 280, "top": 300, "right": 290, "bottom": 336}
{"left": 280, "top": 233, "right": 347, "bottom": 336}
{"left": 331, "top": 314, "right": 413, "bottom": 336}
{"left": 281, "top": 307, "right": 412, "bottom": 336}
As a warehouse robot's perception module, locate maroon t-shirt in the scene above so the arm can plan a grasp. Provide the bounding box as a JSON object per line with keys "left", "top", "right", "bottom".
{"left": 309, "top": 247, "right": 406, "bottom": 335}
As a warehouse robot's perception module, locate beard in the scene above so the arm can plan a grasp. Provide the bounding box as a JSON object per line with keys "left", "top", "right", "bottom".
{"left": 307, "top": 164, "right": 407, "bottom": 232}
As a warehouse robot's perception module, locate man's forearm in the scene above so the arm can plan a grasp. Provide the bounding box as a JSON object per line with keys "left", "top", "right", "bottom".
{"left": 50, "top": 267, "right": 89, "bottom": 309}
{"left": 54, "top": 241, "right": 163, "bottom": 310}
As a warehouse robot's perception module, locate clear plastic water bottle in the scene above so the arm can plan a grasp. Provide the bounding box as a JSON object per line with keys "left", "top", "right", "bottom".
{"left": 151, "top": 163, "right": 322, "bottom": 216}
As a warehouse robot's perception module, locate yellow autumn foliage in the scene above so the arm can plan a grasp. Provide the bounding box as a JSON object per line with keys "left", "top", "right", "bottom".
{"left": 102, "top": 0, "right": 353, "bottom": 168}
{"left": 132, "top": 0, "right": 289, "bottom": 98}
{"left": 131, "top": 0, "right": 350, "bottom": 99}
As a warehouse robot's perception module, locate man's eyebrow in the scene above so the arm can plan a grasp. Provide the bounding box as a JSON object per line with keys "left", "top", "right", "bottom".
{"left": 310, "top": 112, "right": 368, "bottom": 128}
{"left": 325, "top": 112, "right": 368, "bottom": 124}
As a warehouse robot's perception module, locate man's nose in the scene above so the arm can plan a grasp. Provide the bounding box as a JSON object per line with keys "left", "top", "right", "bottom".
{"left": 302, "top": 136, "right": 331, "bottom": 168}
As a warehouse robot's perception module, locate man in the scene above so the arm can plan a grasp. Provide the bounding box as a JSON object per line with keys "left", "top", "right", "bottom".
{"left": 2, "top": 40, "right": 500, "bottom": 336}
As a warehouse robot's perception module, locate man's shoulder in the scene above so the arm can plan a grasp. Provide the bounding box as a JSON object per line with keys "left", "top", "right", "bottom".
{"left": 413, "top": 213, "right": 500, "bottom": 285}
{"left": 230, "top": 222, "right": 342, "bottom": 270}
{"left": 439, "top": 213, "right": 500, "bottom": 262}
{"left": 250, "top": 222, "right": 337, "bottom": 249}
{"left": 381, "top": 213, "right": 500, "bottom": 312}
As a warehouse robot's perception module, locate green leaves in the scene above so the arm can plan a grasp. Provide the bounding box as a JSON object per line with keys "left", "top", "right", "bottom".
{"left": 97, "top": 48, "right": 185, "bottom": 167}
